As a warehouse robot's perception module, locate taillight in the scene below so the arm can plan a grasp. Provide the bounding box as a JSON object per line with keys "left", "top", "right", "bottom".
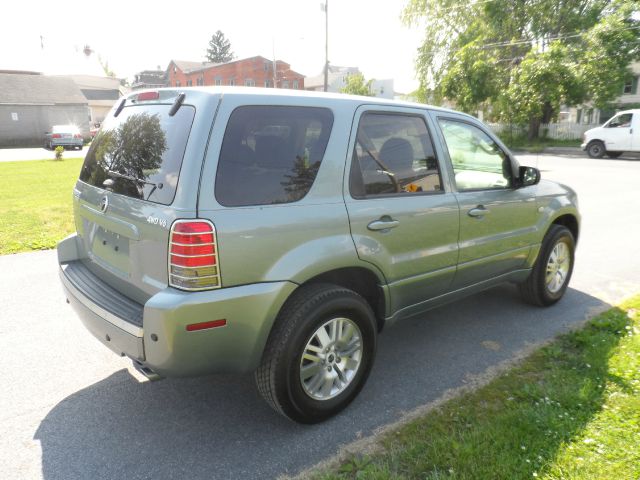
{"left": 169, "top": 220, "right": 221, "bottom": 291}
{"left": 52, "top": 133, "right": 61, "bottom": 138}
{"left": 74, "top": 133, "right": 82, "bottom": 139}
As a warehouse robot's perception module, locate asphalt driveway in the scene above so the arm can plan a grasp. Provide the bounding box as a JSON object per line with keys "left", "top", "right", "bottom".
{"left": 0, "top": 153, "right": 639, "bottom": 479}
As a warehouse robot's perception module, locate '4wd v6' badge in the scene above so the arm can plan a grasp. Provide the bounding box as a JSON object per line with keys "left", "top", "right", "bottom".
{"left": 147, "top": 216, "right": 167, "bottom": 228}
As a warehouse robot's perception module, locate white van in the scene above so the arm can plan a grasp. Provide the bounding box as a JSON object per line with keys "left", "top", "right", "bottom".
{"left": 582, "top": 109, "right": 639, "bottom": 158}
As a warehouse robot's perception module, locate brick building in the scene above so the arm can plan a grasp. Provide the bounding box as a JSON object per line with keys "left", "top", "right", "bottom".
{"left": 166, "top": 56, "right": 305, "bottom": 90}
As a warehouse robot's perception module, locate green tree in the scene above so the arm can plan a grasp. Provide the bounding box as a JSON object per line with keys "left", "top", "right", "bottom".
{"left": 281, "top": 155, "right": 320, "bottom": 202}
{"left": 506, "top": 43, "right": 585, "bottom": 137}
{"left": 404, "top": 0, "right": 640, "bottom": 138}
{"left": 206, "top": 30, "right": 235, "bottom": 63}
{"left": 341, "top": 73, "right": 375, "bottom": 96}
{"left": 98, "top": 55, "right": 116, "bottom": 78}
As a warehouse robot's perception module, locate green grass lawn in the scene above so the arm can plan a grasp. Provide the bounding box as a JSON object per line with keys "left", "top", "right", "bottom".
{"left": 505, "top": 138, "right": 582, "bottom": 152}
{"left": 315, "top": 296, "right": 640, "bottom": 480}
{"left": 0, "top": 158, "right": 83, "bottom": 254}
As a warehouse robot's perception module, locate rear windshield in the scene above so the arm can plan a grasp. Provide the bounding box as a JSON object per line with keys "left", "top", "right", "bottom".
{"left": 215, "top": 106, "right": 334, "bottom": 206}
{"left": 79, "top": 104, "right": 195, "bottom": 205}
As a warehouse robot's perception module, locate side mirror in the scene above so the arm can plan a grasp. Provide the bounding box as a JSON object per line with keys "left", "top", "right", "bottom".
{"left": 518, "top": 166, "right": 540, "bottom": 187}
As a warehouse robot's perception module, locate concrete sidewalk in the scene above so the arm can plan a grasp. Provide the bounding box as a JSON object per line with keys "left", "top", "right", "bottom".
{"left": 513, "top": 145, "right": 640, "bottom": 159}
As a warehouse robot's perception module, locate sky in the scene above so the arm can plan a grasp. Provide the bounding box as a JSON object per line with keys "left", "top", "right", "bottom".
{"left": 1, "top": 0, "right": 424, "bottom": 93}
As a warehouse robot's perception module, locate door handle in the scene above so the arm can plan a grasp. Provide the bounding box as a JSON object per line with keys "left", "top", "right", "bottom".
{"left": 468, "top": 206, "right": 490, "bottom": 218}
{"left": 367, "top": 218, "right": 400, "bottom": 231}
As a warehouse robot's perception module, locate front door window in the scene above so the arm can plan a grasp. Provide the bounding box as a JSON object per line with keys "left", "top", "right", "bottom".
{"left": 438, "top": 119, "right": 512, "bottom": 191}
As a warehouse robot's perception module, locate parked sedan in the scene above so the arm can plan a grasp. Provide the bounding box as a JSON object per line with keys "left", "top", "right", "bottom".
{"left": 45, "top": 125, "right": 84, "bottom": 150}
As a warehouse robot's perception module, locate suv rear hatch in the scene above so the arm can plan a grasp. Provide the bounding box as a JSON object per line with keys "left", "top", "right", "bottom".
{"left": 71, "top": 91, "right": 203, "bottom": 305}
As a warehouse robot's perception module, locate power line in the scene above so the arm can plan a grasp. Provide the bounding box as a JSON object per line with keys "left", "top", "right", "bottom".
{"left": 480, "top": 24, "right": 640, "bottom": 49}
{"left": 405, "top": 0, "right": 500, "bottom": 18}
{"left": 419, "top": 24, "right": 640, "bottom": 58}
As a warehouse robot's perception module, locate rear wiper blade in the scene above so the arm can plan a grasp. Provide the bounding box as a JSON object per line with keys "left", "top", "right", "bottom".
{"left": 169, "top": 92, "right": 186, "bottom": 116}
{"left": 105, "top": 169, "right": 163, "bottom": 199}
{"left": 106, "top": 169, "right": 157, "bottom": 186}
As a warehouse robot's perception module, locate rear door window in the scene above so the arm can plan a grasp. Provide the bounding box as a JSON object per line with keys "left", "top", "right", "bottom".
{"left": 349, "top": 112, "right": 442, "bottom": 198}
{"left": 215, "top": 106, "right": 334, "bottom": 206}
{"left": 79, "top": 104, "right": 195, "bottom": 205}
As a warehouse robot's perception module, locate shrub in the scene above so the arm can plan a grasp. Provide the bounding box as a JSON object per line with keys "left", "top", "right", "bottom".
{"left": 54, "top": 146, "right": 64, "bottom": 161}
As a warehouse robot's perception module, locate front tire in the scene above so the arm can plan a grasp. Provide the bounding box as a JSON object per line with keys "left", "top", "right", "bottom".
{"left": 586, "top": 141, "right": 605, "bottom": 159}
{"left": 255, "top": 283, "right": 377, "bottom": 423}
{"left": 519, "top": 225, "right": 575, "bottom": 306}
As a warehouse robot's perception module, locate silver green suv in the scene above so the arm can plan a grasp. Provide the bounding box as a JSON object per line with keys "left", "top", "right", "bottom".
{"left": 58, "top": 88, "right": 579, "bottom": 423}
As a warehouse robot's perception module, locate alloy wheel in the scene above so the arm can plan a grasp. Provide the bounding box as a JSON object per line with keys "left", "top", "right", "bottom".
{"left": 545, "top": 241, "right": 571, "bottom": 293}
{"left": 299, "top": 317, "right": 363, "bottom": 401}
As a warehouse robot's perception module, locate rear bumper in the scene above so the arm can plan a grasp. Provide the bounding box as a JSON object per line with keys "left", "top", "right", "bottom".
{"left": 60, "top": 261, "right": 145, "bottom": 361}
{"left": 58, "top": 234, "right": 297, "bottom": 377}
{"left": 49, "top": 138, "right": 83, "bottom": 148}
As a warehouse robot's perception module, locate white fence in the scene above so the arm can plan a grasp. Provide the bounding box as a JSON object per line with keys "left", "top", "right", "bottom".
{"left": 487, "top": 123, "right": 600, "bottom": 140}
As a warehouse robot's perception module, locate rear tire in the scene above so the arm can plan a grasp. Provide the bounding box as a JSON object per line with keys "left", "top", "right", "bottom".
{"left": 519, "top": 225, "right": 575, "bottom": 306}
{"left": 607, "top": 151, "right": 623, "bottom": 159}
{"left": 255, "top": 283, "right": 377, "bottom": 423}
{"left": 586, "top": 141, "right": 605, "bottom": 159}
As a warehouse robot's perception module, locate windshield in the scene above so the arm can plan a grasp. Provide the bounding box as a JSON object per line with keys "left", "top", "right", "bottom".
{"left": 79, "top": 104, "right": 195, "bottom": 205}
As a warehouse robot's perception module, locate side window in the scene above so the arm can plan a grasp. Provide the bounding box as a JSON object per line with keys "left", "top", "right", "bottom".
{"left": 349, "top": 113, "right": 442, "bottom": 198}
{"left": 607, "top": 113, "right": 633, "bottom": 128}
{"left": 215, "top": 106, "right": 334, "bottom": 207}
{"left": 438, "top": 118, "right": 512, "bottom": 191}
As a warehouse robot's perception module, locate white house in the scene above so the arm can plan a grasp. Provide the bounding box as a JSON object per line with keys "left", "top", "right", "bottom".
{"left": 305, "top": 65, "right": 394, "bottom": 99}
{"left": 567, "top": 61, "right": 640, "bottom": 125}
{"left": 56, "top": 75, "right": 127, "bottom": 125}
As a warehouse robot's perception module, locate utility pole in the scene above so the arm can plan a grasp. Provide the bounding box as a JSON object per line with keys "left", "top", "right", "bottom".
{"left": 323, "top": 0, "right": 329, "bottom": 92}
{"left": 272, "top": 38, "right": 277, "bottom": 88}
